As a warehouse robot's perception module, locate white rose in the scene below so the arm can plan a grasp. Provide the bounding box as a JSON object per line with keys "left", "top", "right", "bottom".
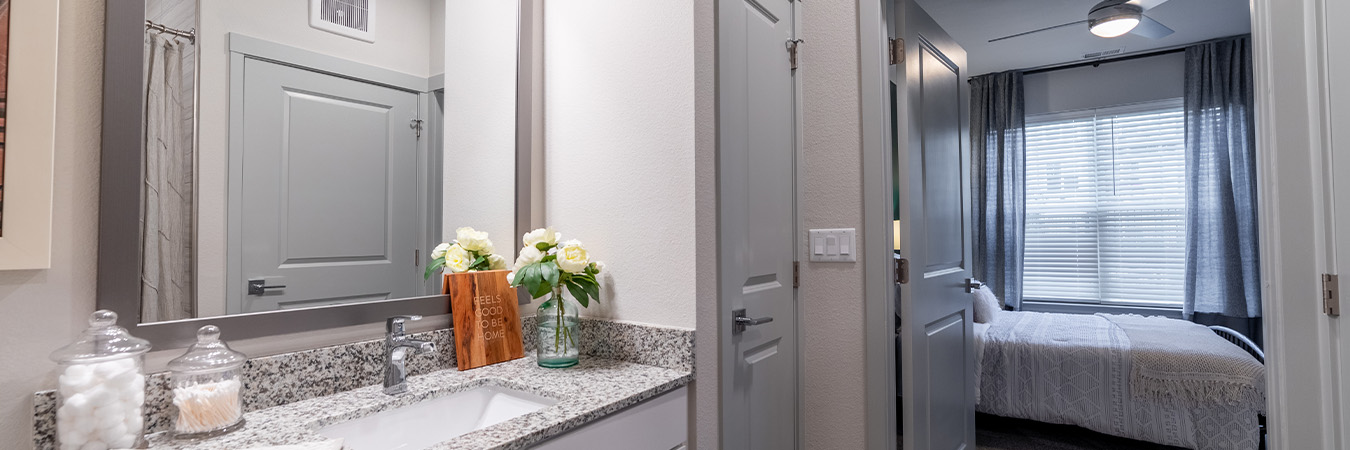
{"left": 515, "top": 246, "right": 544, "bottom": 268}
{"left": 488, "top": 254, "right": 508, "bottom": 270}
{"left": 592, "top": 261, "right": 605, "bottom": 273}
{"left": 456, "top": 227, "right": 494, "bottom": 253}
{"left": 522, "top": 227, "right": 562, "bottom": 248}
{"left": 557, "top": 240, "right": 590, "bottom": 274}
{"left": 444, "top": 244, "right": 472, "bottom": 273}
{"left": 430, "top": 243, "right": 450, "bottom": 260}
{"left": 506, "top": 271, "right": 516, "bottom": 285}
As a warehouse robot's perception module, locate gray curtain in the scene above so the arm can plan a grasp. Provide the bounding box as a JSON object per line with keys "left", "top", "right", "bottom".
{"left": 141, "top": 33, "right": 195, "bottom": 323}
{"left": 971, "top": 71, "right": 1026, "bottom": 310}
{"left": 1183, "top": 36, "right": 1261, "bottom": 347}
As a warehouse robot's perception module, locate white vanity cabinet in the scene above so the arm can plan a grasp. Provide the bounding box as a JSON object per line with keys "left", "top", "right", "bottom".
{"left": 533, "top": 386, "right": 688, "bottom": 450}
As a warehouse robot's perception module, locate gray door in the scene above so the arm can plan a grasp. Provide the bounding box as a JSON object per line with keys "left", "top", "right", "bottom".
{"left": 718, "top": 0, "right": 798, "bottom": 448}
{"left": 892, "top": 1, "right": 976, "bottom": 449}
{"left": 233, "top": 58, "right": 423, "bottom": 313}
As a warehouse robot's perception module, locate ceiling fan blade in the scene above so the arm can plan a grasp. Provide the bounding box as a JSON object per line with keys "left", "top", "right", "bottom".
{"left": 1131, "top": 15, "right": 1175, "bottom": 39}
{"left": 988, "top": 20, "right": 1089, "bottom": 43}
{"left": 1127, "top": 0, "right": 1172, "bottom": 10}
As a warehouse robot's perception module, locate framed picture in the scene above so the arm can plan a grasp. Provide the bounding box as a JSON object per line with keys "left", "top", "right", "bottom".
{"left": 0, "top": 0, "right": 59, "bottom": 270}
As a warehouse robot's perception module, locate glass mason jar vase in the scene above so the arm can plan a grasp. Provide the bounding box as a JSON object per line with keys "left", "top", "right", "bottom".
{"left": 49, "top": 310, "right": 151, "bottom": 450}
{"left": 537, "top": 287, "right": 581, "bottom": 368}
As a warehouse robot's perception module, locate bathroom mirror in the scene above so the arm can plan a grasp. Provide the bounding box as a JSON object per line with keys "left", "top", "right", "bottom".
{"left": 97, "top": 0, "right": 536, "bottom": 344}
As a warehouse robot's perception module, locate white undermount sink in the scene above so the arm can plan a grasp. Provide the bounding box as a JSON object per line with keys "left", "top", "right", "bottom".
{"left": 318, "top": 385, "right": 557, "bottom": 450}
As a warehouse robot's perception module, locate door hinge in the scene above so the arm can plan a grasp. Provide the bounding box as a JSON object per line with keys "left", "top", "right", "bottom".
{"left": 895, "top": 257, "right": 909, "bottom": 284}
{"left": 410, "top": 119, "right": 424, "bottom": 138}
{"left": 415, "top": 249, "right": 420, "bottom": 267}
{"left": 888, "top": 38, "right": 905, "bottom": 65}
{"left": 793, "top": 261, "right": 800, "bottom": 288}
{"left": 1324, "top": 273, "right": 1340, "bottom": 316}
{"left": 786, "top": 39, "right": 804, "bottom": 71}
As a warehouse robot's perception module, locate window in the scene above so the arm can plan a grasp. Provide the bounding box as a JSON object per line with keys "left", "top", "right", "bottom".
{"left": 1023, "top": 98, "right": 1186, "bottom": 308}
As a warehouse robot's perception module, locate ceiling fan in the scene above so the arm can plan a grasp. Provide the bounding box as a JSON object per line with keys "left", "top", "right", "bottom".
{"left": 989, "top": 0, "right": 1176, "bottom": 43}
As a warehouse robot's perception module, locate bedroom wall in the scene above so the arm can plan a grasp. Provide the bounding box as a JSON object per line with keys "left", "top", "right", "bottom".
{"left": 1023, "top": 52, "right": 1184, "bottom": 115}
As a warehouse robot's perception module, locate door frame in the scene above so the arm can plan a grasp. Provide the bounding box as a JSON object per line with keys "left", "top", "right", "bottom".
{"left": 858, "top": 0, "right": 1338, "bottom": 448}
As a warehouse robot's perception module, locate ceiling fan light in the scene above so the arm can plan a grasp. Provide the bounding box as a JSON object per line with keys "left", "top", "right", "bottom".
{"left": 1090, "top": 16, "right": 1141, "bottom": 37}
{"left": 1087, "top": 1, "right": 1144, "bottom": 38}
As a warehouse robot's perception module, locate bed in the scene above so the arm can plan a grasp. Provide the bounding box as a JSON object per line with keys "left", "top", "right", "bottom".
{"left": 974, "top": 311, "right": 1266, "bottom": 450}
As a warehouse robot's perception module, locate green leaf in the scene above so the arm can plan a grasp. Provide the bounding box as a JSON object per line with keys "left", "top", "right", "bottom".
{"left": 536, "top": 242, "right": 552, "bottom": 252}
{"left": 530, "top": 279, "right": 553, "bottom": 298}
{"left": 541, "top": 262, "right": 560, "bottom": 287}
{"left": 423, "top": 258, "right": 445, "bottom": 280}
{"left": 514, "top": 262, "right": 538, "bottom": 288}
{"left": 581, "top": 277, "right": 600, "bottom": 302}
{"left": 566, "top": 280, "right": 590, "bottom": 308}
{"left": 542, "top": 254, "right": 556, "bottom": 263}
{"left": 470, "top": 255, "right": 487, "bottom": 270}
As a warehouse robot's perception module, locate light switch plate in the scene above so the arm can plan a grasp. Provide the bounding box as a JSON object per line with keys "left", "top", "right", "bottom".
{"left": 808, "top": 228, "right": 857, "bottom": 262}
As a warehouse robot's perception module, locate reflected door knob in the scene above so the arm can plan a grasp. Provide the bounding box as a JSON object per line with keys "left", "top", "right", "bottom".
{"left": 733, "top": 308, "right": 774, "bottom": 334}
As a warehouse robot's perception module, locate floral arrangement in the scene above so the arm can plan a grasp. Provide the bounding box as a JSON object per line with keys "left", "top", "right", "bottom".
{"left": 424, "top": 227, "right": 508, "bottom": 279}
{"left": 507, "top": 227, "right": 604, "bottom": 305}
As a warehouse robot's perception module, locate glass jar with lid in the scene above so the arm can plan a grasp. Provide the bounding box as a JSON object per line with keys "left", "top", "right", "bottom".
{"left": 48, "top": 310, "right": 152, "bottom": 450}
{"left": 167, "top": 325, "right": 247, "bottom": 438}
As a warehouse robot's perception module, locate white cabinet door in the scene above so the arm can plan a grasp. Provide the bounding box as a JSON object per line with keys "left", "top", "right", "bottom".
{"left": 533, "top": 387, "right": 687, "bottom": 450}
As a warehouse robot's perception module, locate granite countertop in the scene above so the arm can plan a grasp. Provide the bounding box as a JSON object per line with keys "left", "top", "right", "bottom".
{"left": 144, "top": 356, "right": 692, "bottom": 450}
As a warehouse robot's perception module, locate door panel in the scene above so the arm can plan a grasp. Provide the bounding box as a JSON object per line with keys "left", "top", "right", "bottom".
{"left": 719, "top": 0, "right": 798, "bottom": 448}
{"left": 235, "top": 58, "right": 422, "bottom": 314}
{"left": 894, "top": 1, "right": 975, "bottom": 449}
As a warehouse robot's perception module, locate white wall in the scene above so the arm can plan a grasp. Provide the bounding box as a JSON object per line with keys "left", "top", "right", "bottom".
{"left": 194, "top": 0, "right": 437, "bottom": 317}
{"left": 798, "top": 1, "right": 869, "bottom": 448}
{"left": 0, "top": 0, "right": 104, "bottom": 446}
{"left": 540, "top": 0, "right": 696, "bottom": 329}
{"left": 442, "top": 0, "right": 518, "bottom": 258}
{"left": 1023, "top": 52, "right": 1185, "bottom": 115}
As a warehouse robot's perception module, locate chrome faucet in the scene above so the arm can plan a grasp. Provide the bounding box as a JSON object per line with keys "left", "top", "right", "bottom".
{"left": 383, "top": 315, "right": 436, "bottom": 395}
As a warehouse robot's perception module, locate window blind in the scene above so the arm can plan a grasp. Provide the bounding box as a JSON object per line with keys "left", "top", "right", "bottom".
{"left": 1023, "top": 98, "right": 1186, "bottom": 307}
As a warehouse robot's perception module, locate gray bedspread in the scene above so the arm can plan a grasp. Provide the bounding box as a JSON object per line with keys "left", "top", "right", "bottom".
{"left": 976, "top": 311, "right": 1262, "bottom": 450}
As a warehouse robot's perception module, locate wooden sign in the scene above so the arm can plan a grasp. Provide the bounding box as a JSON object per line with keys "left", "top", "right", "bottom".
{"left": 443, "top": 270, "right": 525, "bottom": 370}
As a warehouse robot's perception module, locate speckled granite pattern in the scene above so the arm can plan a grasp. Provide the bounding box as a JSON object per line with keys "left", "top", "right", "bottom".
{"left": 522, "top": 317, "right": 695, "bottom": 372}
{"left": 34, "top": 320, "right": 692, "bottom": 449}
{"left": 135, "top": 357, "right": 690, "bottom": 450}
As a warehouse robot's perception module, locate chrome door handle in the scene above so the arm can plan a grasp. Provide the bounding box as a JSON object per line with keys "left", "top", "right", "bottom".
{"left": 248, "top": 279, "right": 287, "bottom": 296}
{"left": 733, "top": 308, "right": 774, "bottom": 334}
{"left": 963, "top": 278, "right": 984, "bottom": 294}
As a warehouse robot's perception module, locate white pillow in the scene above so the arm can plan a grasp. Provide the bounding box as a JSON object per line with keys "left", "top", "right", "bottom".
{"left": 972, "top": 284, "right": 1002, "bottom": 324}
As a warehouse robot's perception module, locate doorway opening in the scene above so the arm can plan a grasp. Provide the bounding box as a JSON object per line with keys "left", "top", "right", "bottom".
{"left": 879, "top": 1, "right": 1266, "bottom": 449}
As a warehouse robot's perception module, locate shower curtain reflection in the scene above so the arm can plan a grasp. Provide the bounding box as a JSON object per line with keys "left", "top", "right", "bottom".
{"left": 141, "top": 32, "right": 195, "bottom": 322}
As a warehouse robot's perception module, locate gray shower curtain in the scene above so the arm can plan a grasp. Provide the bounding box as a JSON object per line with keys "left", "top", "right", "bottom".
{"left": 141, "top": 33, "right": 194, "bottom": 322}
{"left": 971, "top": 71, "right": 1026, "bottom": 310}
{"left": 1183, "top": 36, "right": 1261, "bottom": 346}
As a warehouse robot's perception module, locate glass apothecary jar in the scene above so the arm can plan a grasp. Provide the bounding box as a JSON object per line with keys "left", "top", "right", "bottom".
{"left": 167, "top": 325, "right": 247, "bottom": 439}
{"left": 49, "top": 310, "right": 151, "bottom": 450}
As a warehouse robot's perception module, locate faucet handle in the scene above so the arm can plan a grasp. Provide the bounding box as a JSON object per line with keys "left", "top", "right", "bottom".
{"left": 386, "top": 315, "right": 423, "bottom": 335}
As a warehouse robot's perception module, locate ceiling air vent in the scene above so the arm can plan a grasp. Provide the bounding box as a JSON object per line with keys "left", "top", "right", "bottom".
{"left": 1083, "top": 49, "right": 1123, "bottom": 59}
{"left": 310, "top": 0, "right": 376, "bottom": 42}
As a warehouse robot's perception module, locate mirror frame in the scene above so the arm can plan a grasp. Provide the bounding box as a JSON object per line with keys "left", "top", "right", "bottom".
{"left": 96, "top": 0, "right": 536, "bottom": 348}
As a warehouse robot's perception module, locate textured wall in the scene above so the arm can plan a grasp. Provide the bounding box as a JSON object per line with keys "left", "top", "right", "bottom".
{"left": 541, "top": 0, "right": 696, "bottom": 329}
{"left": 799, "top": 0, "right": 869, "bottom": 448}
{"left": 1023, "top": 52, "right": 1184, "bottom": 115}
{"left": 0, "top": 0, "right": 104, "bottom": 447}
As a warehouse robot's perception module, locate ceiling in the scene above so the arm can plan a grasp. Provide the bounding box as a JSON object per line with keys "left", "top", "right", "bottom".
{"left": 913, "top": 0, "right": 1251, "bottom": 76}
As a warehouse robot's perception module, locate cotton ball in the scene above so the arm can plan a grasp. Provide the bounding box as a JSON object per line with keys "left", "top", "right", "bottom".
{"left": 63, "top": 393, "right": 91, "bottom": 414}
{"left": 59, "top": 371, "right": 94, "bottom": 394}
{"left": 64, "top": 364, "right": 95, "bottom": 381}
{"left": 85, "top": 386, "right": 119, "bottom": 408}
{"left": 94, "top": 406, "right": 125, "bottom": 430}
{"left": 110, "top": 432, "right": 137, "bottom": 449}
{"left": 124, "top": 408, "right": 143, "bottom": 429}
{"left": 108, "top": 369, "right": 138, "bottom": 390}
{"left": 68, "top": 414, "right": 97, "bottom": 436}
{"left": 79, "top": 441, "right": 109, "bottom": 450}
{"left": 57, "top": 427, "right": 83, "bottom": 447}
{"left": 61, "top": 443, "right": 80, "bottom": 450}
{"left": 92, "top": 360, "right": 131, "bottom": 381}
{"left": 97, "top": 422, "right": 128, "bottom": 446}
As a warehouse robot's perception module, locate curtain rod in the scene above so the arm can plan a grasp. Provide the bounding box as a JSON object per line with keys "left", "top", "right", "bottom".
{"left": 1021, "top": 47, "right": 1184, "bottom": 76}
{"left": 146, "top": 20, "right": 196, "bottom": 44}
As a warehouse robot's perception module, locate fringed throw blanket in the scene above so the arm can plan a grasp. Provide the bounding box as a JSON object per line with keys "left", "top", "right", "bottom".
{"left": 977, "top": 312, "right": 1264, "bottom": 450}
{"left": 1097, "top": 313, "right": 1265, "bottom": 412}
